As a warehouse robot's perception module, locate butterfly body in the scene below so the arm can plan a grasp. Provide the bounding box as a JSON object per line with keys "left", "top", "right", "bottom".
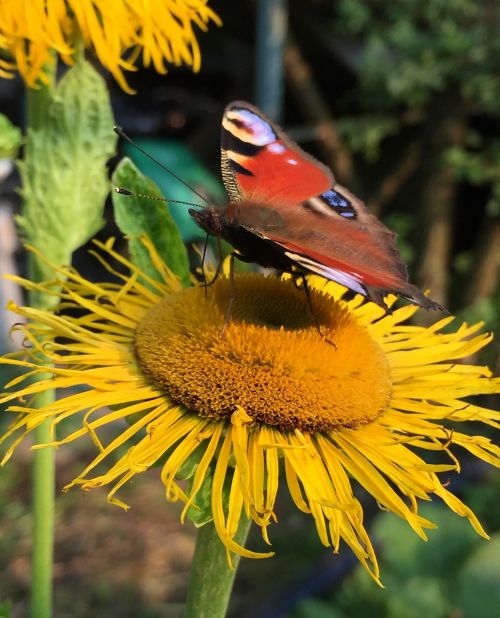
{"left": 190, "top": 101, "right": 444, "bottom": 312}
{"left": 190, "top": 202, "right": 304, "bottom": 273}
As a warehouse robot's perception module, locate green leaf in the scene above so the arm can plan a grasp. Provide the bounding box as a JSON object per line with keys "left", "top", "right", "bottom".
{"left": 176, "top": 444, "right": 206, "bottom": 480}
{"left": 339, "top": 115, "right": 399, "bottom": 161}
{"left": 185, "top": 464, "right": 216, "bottom": 527}
{"left": 111, "top": 157, "right": 191, "bottom": 286}
{"left": 123, "top": 138, "right": 225, "bottom": 242}
{"left": 457, "top": 534, "right": 500, "bottom": 618}
{"left": 0, "top": 600, "right": 12, "bottom": 618}
{"left": 292, "top": 599, "right": 345, "bottom": 618}
{"left": 18, "top": 59, "right": 116, "bottom": 308}
{"left": 372, "top": 503, "right": 478, "bottom": 579}
{"left": 0, "top": 114, "right": 22, "bottom": 159}
{"left": 185, "top": 463, "right": 234, "bottom": 528}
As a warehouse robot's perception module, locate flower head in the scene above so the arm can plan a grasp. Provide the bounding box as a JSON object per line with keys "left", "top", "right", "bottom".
{"left": 1, "top": 239, "right": 499, "bottom": 583}
{"left": 0, "top": 0, "right": 221, "bottom": 92}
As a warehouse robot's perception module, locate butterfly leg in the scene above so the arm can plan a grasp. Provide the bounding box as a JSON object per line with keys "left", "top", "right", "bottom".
{"left": 290, "top": 274, "right": 302, "bottom": 290}
{"left": 220, "top": 252, "right": 237, "bottom": 337}
{"left": 202, "top": 235, "right": 224, "bottom": 295}
{"left": 298, "top": 275, "right": 337, "bottom": 350}
{"left": 220, "top": 251, "right": 256, "bottom": 337}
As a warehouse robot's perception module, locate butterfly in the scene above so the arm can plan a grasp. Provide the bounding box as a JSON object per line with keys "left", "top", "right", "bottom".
{"left": 189, "top": 101, "right": 444, "bottom": 312}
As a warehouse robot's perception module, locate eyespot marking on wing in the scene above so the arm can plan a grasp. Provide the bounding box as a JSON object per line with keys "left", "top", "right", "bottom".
{"left": 322, "top": 189, "right": 350, "bottom": 208}
{"left": 302, "top": 188, "right": 358, "bottom": 220}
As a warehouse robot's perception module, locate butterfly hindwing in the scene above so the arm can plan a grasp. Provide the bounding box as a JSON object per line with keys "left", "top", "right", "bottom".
{"left": 233, "top": 195, "right": 442, "bottom": 310}
{"left": 233, "top": 187, "right": 403, "bottom": 289}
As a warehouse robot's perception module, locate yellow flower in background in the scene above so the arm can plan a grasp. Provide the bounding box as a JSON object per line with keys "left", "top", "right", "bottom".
{"left": 1, "top": 239, "right": 499, "bottom": 583}
{"left": 0, "top": 0, "right": 221, "bottom": 92}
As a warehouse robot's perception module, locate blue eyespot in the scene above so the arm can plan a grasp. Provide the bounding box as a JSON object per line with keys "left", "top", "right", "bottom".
{"left": 321, "top": 190, "right": 350, "bottom": 208}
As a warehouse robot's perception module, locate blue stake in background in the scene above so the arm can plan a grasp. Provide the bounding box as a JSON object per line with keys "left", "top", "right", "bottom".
{"left": 255, "top": 0, "right": 288, "bottom": 122}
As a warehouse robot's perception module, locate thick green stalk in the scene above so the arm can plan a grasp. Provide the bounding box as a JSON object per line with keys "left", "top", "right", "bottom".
{"left": 26, "top": 62, "right": 56, "bottom": 131}
{"left": 185, "top": 518, "right": 252, "bottom": 618}
{"left": 26, "top": 60, "right": 57, "bottom": 618}
{"left": 28, "top": 266, "right": 56, "bottom": 618}
{"left": 30, "top": 389, "right": 55, "bottom": 618}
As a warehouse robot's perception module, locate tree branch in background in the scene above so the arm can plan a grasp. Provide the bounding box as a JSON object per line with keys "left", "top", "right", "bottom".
{"left": 465, "top": 218, "right": 500, "bottom": 306}
{"left": 367, "top": 143, "right": 423, "bottom": 217}
{"left": 284, "top": 34, "right": 355, "bottom": 186}
{"left": 416, "top": 102, "right": 466, "bottom": 310}
{"left": 417, "top": 166, "right": 455, "bottom": 310}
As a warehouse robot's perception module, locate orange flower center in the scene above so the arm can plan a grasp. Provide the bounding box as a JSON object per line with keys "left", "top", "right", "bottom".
{"left": 134, "top": 275, "right": 392, "bottom": 432}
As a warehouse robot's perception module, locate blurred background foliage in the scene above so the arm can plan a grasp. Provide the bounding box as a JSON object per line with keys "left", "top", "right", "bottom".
{"left": 0, "top": 0, "right": 499, "bottom": 616}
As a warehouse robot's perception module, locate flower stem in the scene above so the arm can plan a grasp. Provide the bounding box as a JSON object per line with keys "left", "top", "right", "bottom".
{"left": 30, "top": 391, "right": 55, "bottom": 618}
{"left": 185, "top": 518, "right": 252, "bottom": 618}
{"left": 28, "top": 251, "right": 56, "bottom": 618}
{"left": 26, "top": 56, "right": 56, "bottom": 131}
{"left": 25, "top": 60, "right": 57, "bottom": 618}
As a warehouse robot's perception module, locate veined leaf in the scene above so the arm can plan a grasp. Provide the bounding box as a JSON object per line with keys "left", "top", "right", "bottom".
{"left": 18, "top": 59, "right": 116, "bottom": 308}
{"left": 112, "top": 157, "right": 191, "bottom": 287}
{"left": 0, "top": 114, "right": 22, "bottom": 159}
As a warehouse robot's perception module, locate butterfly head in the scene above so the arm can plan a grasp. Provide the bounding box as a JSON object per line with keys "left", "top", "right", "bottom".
{"left": 189, "top": 207, "right": 225, "bottom": 236}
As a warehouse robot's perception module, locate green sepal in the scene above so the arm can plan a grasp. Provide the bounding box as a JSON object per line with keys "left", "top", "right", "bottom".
{"left": 185, "top": 465, "right": 233, "bottom": 528}
{"left": 186, "top": 464, "right": 216, "bottom": 527}
{"left": 176, "top": 444, "right": 206, "bottom": 480}
{"left": 0, "top": 114, "right": 22, "bottom": 159}
{"left": 18, "top": 59, "right": 116, "bottom": 308}
{"left": 111, "top": 157, "right": 191, "bottom": 287}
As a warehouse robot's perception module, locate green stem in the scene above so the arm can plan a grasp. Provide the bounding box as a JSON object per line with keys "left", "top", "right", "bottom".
{"left": 26, "top": 55, "right": 57, "bottom": 131}
{"left": 185, "top": 518, "right": 252, "bottom": 618}
{"left": 30, "top": 394, "right": 55, "bottom": 618}
{"left": 28, "top": 252, "right": 56, "bottom": 618}
{"left": 26, "top": 62, "right": 57, "bottom": 618}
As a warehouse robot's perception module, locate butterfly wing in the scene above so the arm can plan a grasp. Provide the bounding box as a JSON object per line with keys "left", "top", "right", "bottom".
{"left": 221, "top": 101, "right": 333, "bottom": 204}
{"left": 233, "top": 192, "right": 443, "bottom": 310}
{"left": 220, "top": 102, "right": 443, "bottom": 311}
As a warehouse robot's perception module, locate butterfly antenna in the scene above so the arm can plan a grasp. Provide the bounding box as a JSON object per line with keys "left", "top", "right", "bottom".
{"left": 114, "top": 126, "right": 209, "bottom": 204}
{"left": 114, "top": 188, "right": 203, "bottom": 208}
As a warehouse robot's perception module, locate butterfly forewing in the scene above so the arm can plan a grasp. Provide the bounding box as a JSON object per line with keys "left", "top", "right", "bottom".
{"left": 221, "top": 101, "right": 333, "bottom": 204}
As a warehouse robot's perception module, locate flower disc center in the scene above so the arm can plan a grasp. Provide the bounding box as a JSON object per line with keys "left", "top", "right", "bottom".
{"left": 134, "top": 275, "right": 392, "bottom": 432}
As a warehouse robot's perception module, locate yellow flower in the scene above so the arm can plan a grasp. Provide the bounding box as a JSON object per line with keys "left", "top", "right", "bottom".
{"left": 1, "top": 239, "right": 499, "bottom": 583}
{"left": 0, "top": 0, "right": 221, "bottom": 92}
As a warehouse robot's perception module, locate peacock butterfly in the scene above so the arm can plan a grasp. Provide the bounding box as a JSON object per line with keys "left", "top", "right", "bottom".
{"left": 189, "top": 101, "right": 444, "bottom": 312}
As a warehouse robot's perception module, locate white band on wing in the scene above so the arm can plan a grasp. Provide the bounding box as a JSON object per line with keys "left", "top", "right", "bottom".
{"left": 284, "top": 251, "right": 367, "bottom": 296}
